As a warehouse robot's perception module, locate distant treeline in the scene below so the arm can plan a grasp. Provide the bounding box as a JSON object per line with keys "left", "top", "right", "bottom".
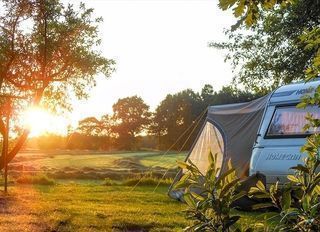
{"left": 26, "top": 84, "right": 263, "bottom": 151}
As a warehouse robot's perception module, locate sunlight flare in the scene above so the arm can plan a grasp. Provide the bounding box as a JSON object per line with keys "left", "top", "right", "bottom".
{"left": 23, "top": 107, "right": 69, "bottom": 137}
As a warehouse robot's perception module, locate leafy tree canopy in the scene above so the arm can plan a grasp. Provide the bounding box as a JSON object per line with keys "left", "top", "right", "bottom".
{"left": 214, "top": 0, "right": 320, "bottom": 93}
{"left": 0, "top": 0, "right": 114, "bottom": 169}
{"left": 112, "top": 96, "right": 151, "bottom": 149}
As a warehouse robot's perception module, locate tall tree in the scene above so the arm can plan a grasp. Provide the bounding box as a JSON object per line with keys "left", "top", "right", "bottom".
{"left": 213, "top": 0, "right": 320, "bottom": 93}
{"left": 73, "top": 115, "right": 115, "bottom": 150}
{"left": 112, "top": 96, "right": 151, "bottom": 150}
{"left": 77, "top": 117, "right": 102, "bottom": 136}
{"left": 0, "top": 0, "right": 114, "bottom": 169}
{"left": 216, "top": 0, "right": 319, "bottom": 91}
{"left": 151, "top": 89, "right": 203, "bottom": 150}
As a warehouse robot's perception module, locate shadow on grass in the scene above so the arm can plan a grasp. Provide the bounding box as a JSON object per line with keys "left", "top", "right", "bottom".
{"left": 112, "top": 221, "right": 155, "bottom": 232}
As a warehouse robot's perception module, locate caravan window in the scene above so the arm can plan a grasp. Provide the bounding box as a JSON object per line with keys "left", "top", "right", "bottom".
{"left": 266, "top": 106, "right": 320, "bottom": 137}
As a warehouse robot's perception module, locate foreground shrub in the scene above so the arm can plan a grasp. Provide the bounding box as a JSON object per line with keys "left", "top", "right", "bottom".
{"left": 250, "top": 133, "right": 320, "bottom": 231}
{"left": 174, "top": 152, "right": 251, "bottom": 232}
{"left": 16, "top": 174, "right": 55, "bottom": 185}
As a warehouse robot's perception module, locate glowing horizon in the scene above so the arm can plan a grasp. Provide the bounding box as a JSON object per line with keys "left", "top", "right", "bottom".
{"left": 20, "top": 0, "right": 236, "bottom": 137}
{"left": 23, "top": 107, "right": 70, "bottom": 137}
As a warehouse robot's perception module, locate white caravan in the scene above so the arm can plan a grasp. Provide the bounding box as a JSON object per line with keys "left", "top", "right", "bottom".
{"left": 250, "top": 79, "right": 320, "bottom": 186}
{"left": 169, "top": 79, "right": 320, "bottom": 200}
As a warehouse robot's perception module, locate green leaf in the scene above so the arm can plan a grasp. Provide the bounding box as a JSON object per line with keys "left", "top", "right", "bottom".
{"left": 297, "top": 102, "right": 307, "bottom": 109}
{"left": 290, "top": 164, "right": 309, "bottom": 174}
{"left": 232, "top": 191, "right": 246, "bottom": 202}
{"left": 248, "top": 186, "right": 261, "bottom": 195}
{"left": 208, "top": 151, "right": 216, "bottom": 165}
{"left": 250, "top": 193, "right": 270, "bottom": 199}
{"left": 233, "top": 0, "right": 245, "bottom": 17}
{"left": 302, "top": 195, "right": 311, "bottom": 211}
{"left": 190, "top": 191, "right": 205, "bottom": 201}
{"left": 219, "top": 0, "right": 238, "bottom": 10}
{"left": 173, "top": 173, "right": 191, "bottom": 190}
{"left": 256, "top": 180, "right": 266, "bottom": 191}
{"left": 227, "top": 159, "right": 233, "bottom": 170}
{"left": 313, "top": 185, "right": 320, "bottom": 195}
{"left": 287, "top": 175, "right": 299, "bottom": 183}
{"left": 184, "top": 192, "right": 196, "bottom": 208}
{"left": 245, "top": 11, "right": 254, "bottom": 27}
{"left": 252, "top": 202, "right": 275, "bottom": 210}
{"left": 216, "top": 168, "right": 236, "bottom": 186}
{"left": 281, "top": 190, "right": 291, "bottom": 210}
{"left": 177, "top": 161, "right": 188, "bottom": 170}
{"left": 219, "top": 178, "right": 240, "bottom": 197}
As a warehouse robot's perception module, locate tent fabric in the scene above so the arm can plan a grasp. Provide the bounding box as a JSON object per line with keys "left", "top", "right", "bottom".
{"left": 169, "top": 94, "right": 270, "bottom": 200}
{"left": 186, "top": 122, "right": 224, "bottom": 175}
{"left": 207, "top": 94, "right": 270, "bottom": 175}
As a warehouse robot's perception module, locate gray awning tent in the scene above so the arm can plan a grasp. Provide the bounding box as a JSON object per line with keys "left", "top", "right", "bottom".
{"left": 169, "top": 94, "right": 270, "bottom": 200}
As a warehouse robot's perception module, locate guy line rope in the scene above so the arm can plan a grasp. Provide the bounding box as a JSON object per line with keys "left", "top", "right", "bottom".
{"left": 129, "top": 107, "right": 208, "bottom": 192}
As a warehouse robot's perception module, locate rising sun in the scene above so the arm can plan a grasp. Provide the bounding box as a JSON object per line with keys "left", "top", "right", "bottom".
{"left": 23, "top": 107, "right": 68, "bottom": 137}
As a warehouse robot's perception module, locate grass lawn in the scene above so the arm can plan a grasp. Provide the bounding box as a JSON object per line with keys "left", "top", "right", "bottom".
{"left": 0, "top": 151, "right": 276, "bottom": 231}
{"left": 12, "top": 151, "right": 187, "bottom": 170}
{"left": 0, "top": 182, "right": 275, "bottom": 232}
{"left": 0, "top": 184, "right": 188, "bottom": 232}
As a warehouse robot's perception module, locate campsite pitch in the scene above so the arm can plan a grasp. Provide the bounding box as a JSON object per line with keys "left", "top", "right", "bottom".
{"left": 0, "top": 184, "right": 187, "bottom": 231}
{"left": 0, "top": 151, "right": 275, "bottom": 231}
{"left": 0, "top": 183, "right": 272, "bottom": 232}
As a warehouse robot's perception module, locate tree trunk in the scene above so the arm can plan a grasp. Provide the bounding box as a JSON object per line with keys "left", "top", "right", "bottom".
{"left": 1, "top": 116, "right": 9, "bottom": 192}
{"left": 0, "top": 91, "right": 42, "bottom": 170}
{"left": 0, "top": 130, "right": 29, "bottom": 170}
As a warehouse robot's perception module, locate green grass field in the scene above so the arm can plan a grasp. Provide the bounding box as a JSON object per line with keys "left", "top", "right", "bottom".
{"left": 0, "top": 183, "right": 273, "bottom": 232}
{"left": 8, "top": 151, "right": 187, "bottom": 180}
{"left": 11, "top": 151, "right": 186, "bottom": 170}
{"left": 0, "top": 151, "right": 273, "bottom": 231}
{"left": 0, "top": 184, "right": 188, "bottom": 232}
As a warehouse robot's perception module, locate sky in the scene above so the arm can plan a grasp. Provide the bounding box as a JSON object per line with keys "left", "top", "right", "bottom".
{"left": 22, "top": 0, "right": 237, "bottom": 136}
{"left": 67, "top": 0, "right": 235, "bottom": 123}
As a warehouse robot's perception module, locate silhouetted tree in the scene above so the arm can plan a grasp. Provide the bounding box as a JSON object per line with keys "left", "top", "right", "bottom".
{"left": 77, "top": 117, "right": 101, "bottom": 136}
{"left": 0, "top": 0, "right": 114, "bottom": 169}
{"left": 112, "top": 96, "right": 151, "bottom": 150}
{"left": 151, "top": 89, "right": 202, "bottom": 150}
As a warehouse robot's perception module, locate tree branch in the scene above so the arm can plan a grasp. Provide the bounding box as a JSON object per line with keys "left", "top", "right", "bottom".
{"left": 0, "top": 90, "right": 43, "bottom": 170}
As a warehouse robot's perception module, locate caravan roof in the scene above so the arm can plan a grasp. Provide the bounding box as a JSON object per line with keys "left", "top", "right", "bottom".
{"left": 270, "top": 79, "right": 320, "bottom": 104}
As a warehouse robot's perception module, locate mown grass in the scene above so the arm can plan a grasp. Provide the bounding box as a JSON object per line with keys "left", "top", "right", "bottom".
{"left": 8, "top": 151, "right": 185, "bottom": 182}
{"left": 12, "top": 151, "right": 186, "bottom": 170}
{"left": 0, "top": 184, "right": 189, "bottom": 231}
{"left": 16, "top": 174, "right": 55, "bottom": 185}
{"left": 0, "top": 151, "right": 275, "bottom": 231}
{"left": 0, "top": 182, "right": 274, "bottom": 232}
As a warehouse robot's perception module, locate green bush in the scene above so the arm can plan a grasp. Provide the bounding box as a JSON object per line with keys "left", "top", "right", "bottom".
{"left": 16, "top": 174, "right": 55, "bottom": 185}
{"left": 173, "top": 152, "right": 252, "bottom": 232}
{"left": 248, "top": 91, "right": 320, "bottom": 231}
{"left": 250, "top": 133, "right": 320, "bottom": 232}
